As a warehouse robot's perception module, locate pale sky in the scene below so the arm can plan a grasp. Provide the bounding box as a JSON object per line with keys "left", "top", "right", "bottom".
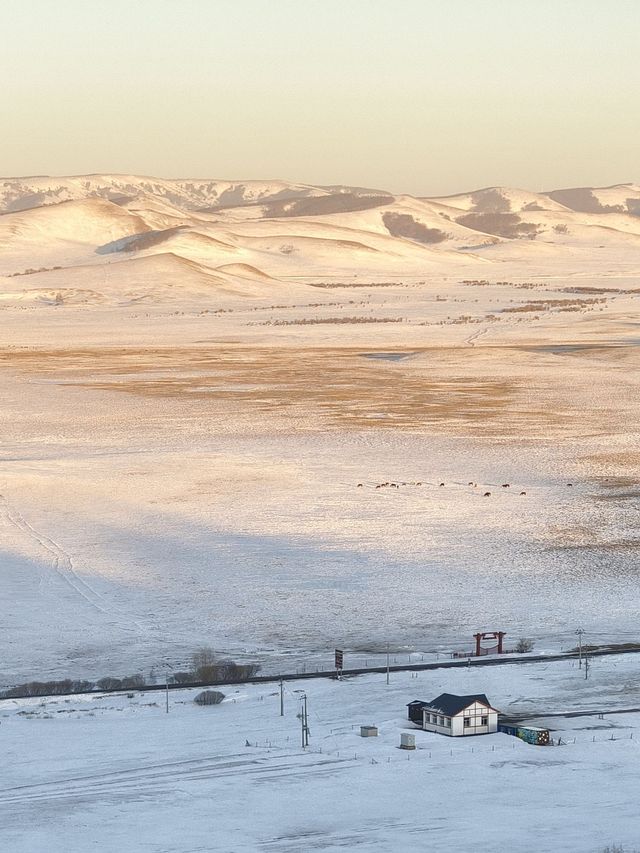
{"left": 2, "top": 0, "right": 638, "bottom": 195}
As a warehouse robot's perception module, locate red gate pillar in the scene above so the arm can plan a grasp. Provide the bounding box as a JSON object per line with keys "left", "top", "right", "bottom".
{"left": 474, "top": 633, "right": 482, "bottom": 657}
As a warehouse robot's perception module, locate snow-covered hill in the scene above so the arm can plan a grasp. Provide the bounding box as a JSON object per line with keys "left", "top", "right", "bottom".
{"left": 0, "top": 174, "right": 330, "bottom": 214}
{"left": 2, "top": 175, "right": 640, "bottom": 285}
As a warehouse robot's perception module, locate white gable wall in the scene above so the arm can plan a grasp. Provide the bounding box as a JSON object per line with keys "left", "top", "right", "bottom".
{"left": 422, "top": 701, "right": 498, "bottom": 737}
{"left": 455, "top": 701, "right": 497, "bottom": 736}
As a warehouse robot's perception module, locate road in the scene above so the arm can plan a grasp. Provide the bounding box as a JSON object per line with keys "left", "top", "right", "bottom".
{"left": 2, "top": 645, "right": 639, "bottom": 702}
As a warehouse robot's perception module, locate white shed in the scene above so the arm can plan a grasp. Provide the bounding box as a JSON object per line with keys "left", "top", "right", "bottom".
{"left": 407, "top": 693, "right": 499, "bottom": 737}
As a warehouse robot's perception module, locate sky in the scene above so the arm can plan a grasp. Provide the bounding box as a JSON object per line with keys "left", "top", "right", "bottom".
{"left": 2, "top": 0, "right": 639, "bottom": 195}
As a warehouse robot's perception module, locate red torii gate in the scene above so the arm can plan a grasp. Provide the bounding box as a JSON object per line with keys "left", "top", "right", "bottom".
{"left": 474, "top": 631, "right": 506, "bottom": 656}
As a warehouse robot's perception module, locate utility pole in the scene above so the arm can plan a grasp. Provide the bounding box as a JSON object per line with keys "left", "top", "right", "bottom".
{"left": 304, "top": 695, "right": 309, "bottom": 747}
{"left": 584, "top": 652, "right": 590, "bottom": 680}
{"left": 279, "top": 679, "right": 284, "bottom": 717}
{"left": 575, "top": 628, "right": 585, "bottom": 669}
{"left": 300, "top": 694, "right": 310, "bottom": 748}
{"left": 386, "top": 643, "right": 390, "bottom": 686}
{"left": 165, "top": 663, "right": 172, "bottom": 714}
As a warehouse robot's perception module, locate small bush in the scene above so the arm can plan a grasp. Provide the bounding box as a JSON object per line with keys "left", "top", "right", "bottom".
{"left": 194, "top": 690, "right": 225, "bottom": 706}
{"left": 515, "top": 638, "right": 534, "bottom": 653}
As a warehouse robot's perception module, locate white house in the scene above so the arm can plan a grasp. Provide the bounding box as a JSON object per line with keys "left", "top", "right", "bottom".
{"left": 407, "top": 693, "right": 499, "bottom": 737}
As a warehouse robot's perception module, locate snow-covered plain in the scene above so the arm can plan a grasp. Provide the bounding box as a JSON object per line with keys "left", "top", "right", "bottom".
{"left": 1, "top": 655, "right": 640, "bottom": 852}
{"left": 2, "top": 177, "right": 640, "bottom": 687}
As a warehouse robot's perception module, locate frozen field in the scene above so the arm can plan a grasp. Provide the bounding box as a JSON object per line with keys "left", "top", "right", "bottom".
{"left": 2, "top": 269, "right": 640, "bottom": 683}
{"left": 2, "top": 177, "right": 640, "bottom": 685}
{"left": 1, "top": 654, "right": 640, "bottom": 852}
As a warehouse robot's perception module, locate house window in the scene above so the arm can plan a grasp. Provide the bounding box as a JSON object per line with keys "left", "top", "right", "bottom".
{"left": 445, "top": 718, "right": 451, "bottom": 727}
{"left": 463, "top": 718, "right": 470, "bottom": 728}
{"left": 438, "top": 716, "right": 444, "bottom": 726}
{"left": 431, "top": 714, "right": 437, "bottom": 724}
{"left": 481, "top": 716, "right": 488, "bottom": 726}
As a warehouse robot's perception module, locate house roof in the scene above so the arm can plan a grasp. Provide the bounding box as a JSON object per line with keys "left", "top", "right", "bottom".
{"left": 423, "top": 693, "right": 496, "bottom": 716}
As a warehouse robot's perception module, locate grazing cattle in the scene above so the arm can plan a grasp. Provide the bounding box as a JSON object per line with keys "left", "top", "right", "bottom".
{"left": 416, "top": 481, "right": 422, "bottom": 486}
{"left": 567, "top": 483, "right": 573, "bottom": 487}
{"left": 483, "top": 492, "right": 491, "bottom": 497}
{"left": 357, "top": 483, "right": 363, "bottom": 487}
{"left": 375, "top": 485, "right": 381, "bottom": 489}
{"left": 468, "top": 482, "right": 474, "bottom": 486}
{"left": 502, "top": 483, "right": 510, "bottom": 488}
{"left": 439, "top": 482, "right": 445, "bottom": 487}
{"left": 520, "top": 491, "right": 527, "bottom": 495}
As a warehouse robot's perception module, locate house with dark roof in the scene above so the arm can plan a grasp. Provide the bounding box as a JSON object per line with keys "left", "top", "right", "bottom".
{"left": 407, "top": 693, "right": 499, "bottom": 737}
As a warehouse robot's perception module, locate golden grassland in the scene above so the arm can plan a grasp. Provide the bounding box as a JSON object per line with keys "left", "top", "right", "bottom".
{"left": 2, "top": 342, "right": 638, "bottom": 439}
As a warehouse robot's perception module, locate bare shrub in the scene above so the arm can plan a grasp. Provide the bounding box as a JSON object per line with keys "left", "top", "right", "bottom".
{"left": 194, "top": 690, "right": 225, "bottom": 706}
{"left": 553, "top": 223, "right": 569, "bottom": 234}
{"left": 515, "top": 638, "right": 534, "bottom": 653}
{"left": 457, "top": 212, "right": 541, "bottom": 239}
{"left": 213, "top": 660, "right": 261, "bottom": 682}
{"left": 194, "top": 661, "right": 260, "bottom": 683}
{"left": 256, "top": 316, "right": 404, "bottom": 326}
{"left": 96, "top": 677, "right": 123, "bottom": 691}
{"left": 546, "top": 187, "right": 623, "bottom": 213}
{"left": 170, "top": 671, "right": 194, "bottom": 684}
{"left": 470, "top": 188, "right": 511, "bottom": 213}
{"left": 190, "top": 648, "right": 261, "bottom": 683}
{"left": 382, "top": 212, "right": 449, "bottom": 244}
{"left": 192, "top": 647, "right": 217, "bottom": 673}
{"left": 194, "top": 663, "right": 218, "bottom": 682}
{"left": 0, "top": 679, "right": 94, "bottom": 698}
{"left": 120, "top": 674, "right": 146, "bottom": 689}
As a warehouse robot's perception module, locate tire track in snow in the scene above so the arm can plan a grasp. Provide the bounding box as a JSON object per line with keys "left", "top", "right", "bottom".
{"left": 465, "top": 325, "right": 488, "bottom": 347}
{"left": 0, "top": 493, "right": 109, "bottom": 615}
{"left": 0, "top": 752, "right": 351, "bottom": 806}
{"left": 0, "top": 492, "right": 155, "bottom": 636}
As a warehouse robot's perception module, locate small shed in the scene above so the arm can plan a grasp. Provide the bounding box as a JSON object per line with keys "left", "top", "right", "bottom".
{"left": 407, "top": 693, "right": 499, "bottom": 737}
{"left": 360, "top": 725, "right": 378, "bottom": 737}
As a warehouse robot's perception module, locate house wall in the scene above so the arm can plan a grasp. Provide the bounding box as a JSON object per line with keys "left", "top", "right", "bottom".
{"left": 421, "top": 710, "right": 453, "bottom": 736}
{"left": 422, "top": 702, "right": 498, "bottom": 737}
{"left": 458, "top": 701, "right": 497, "bottom": 736}
{"left": 451, "top": 714, "right": 465, "bottom": 736}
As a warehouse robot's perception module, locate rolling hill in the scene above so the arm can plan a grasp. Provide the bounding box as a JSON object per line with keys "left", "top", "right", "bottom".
{"left": 2, "top": 174, "right": 640, "bottom": 305}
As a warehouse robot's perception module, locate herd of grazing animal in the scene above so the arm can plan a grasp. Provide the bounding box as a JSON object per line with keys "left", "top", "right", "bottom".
{"left": 369, "top": 481, "right": 423, "bottom": 489}
{"left": 357, "top": 480, "right": 576, "bottom": 496}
